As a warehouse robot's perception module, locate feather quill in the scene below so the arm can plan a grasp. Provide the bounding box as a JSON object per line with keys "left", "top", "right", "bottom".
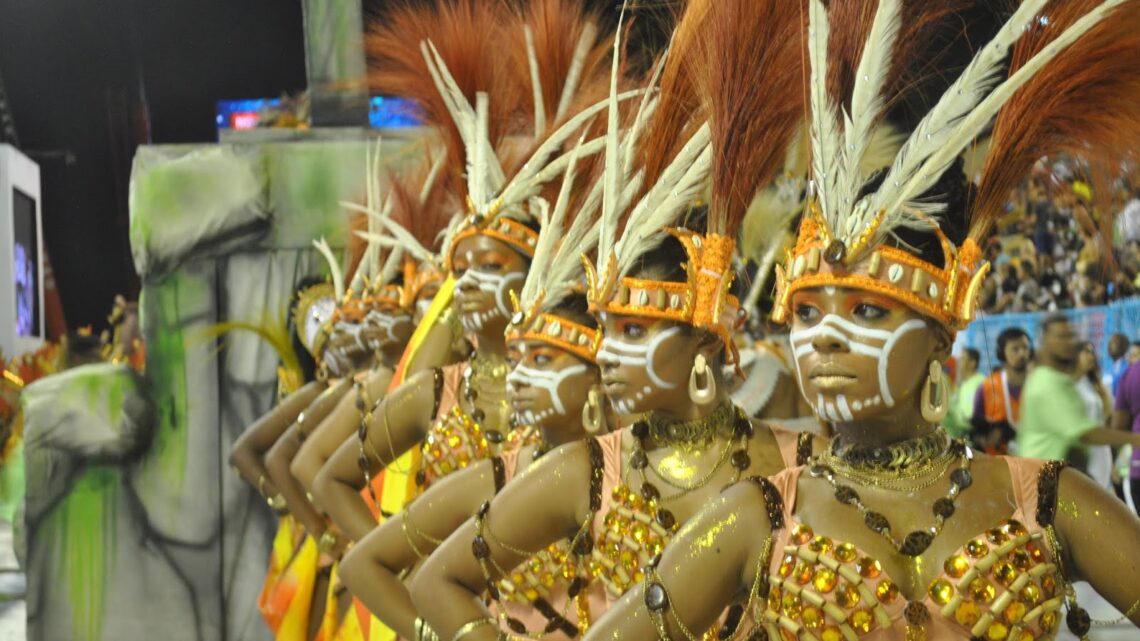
{"left": 889, "top": 0, "right": 1128, "bottom": 237}
{"left": 596, "top": 8, "right": 627, "bottom": 281}
{"left": 808, "top": 0, "right": 842, "bottom": 223}
{"left": 556, "top": 25, "right": 598, "bottom": 121}
{"left": 525, "top": 26, "right": 548, "bottom": 138}
{"left": 842, "top": 0, "right": 900, "bottom": 213}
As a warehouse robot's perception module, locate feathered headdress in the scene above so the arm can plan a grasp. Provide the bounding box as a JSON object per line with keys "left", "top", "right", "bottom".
{"left": 585, "top": 0, "right": 804, "bottom": 364}
{"left": 420, "top": 0, "right": 638, "bottom": 269}
{"left": 772, "top": 0, "right": 1140, "bottom": 331}
{"left": 504, "top": 135, "right": 603, "bottom": 363}
{"left": 314, "top": 140, "right": 409, "bottom": 330}
{"left": 348, "top": 141, "right": 457, "bottom": 309}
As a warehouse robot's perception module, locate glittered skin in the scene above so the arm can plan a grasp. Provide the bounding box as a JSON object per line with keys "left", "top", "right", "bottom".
{"left": 596, "top": 314, "right": 704, "bottom": 417}
{"left": 789, "top": 287, "right": 942, "bottom": 425}
{"left": 452, "top": 235, "right": 528, "bottom": 336}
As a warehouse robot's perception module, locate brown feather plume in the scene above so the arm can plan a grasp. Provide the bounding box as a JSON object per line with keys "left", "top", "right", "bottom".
{"left": 687, "top": 0, "right": 805, "bottom": 237}
{"left": 344, "top": 211, "right": 370, "bottom": 286}
{"left": 498, "top": 0, "right": 618, "bottom": 181}
{"left": 631, "top": 0, "right": 709, "bottom": 209}
{"left": 365, "top": 0, "right": 526, "bottom": 198}
{"left": 387, "top": 148, "right": 460, "bottom": 255}
{"left": 973, "top": 0, "right": 1140, "bottom": 244}
{"left": 509, "top": 0, "right": 613, "bottom": 128}
{"left": 825, "top": 0, "right": 988, "bottom": 134}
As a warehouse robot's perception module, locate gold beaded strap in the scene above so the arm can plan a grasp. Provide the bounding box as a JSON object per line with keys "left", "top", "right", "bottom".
{"left": 744, "top": 476, "right": 786, "bottom": 531}
{"left": 468, "top": 439, "right": 605, "bottom": 639}
{"left": 1035, "top": 460, "right": 1094, "bottom": 640}
{"left": 448, "top": 617, "right": 499, "bottom": 641}
{"left": 491, "top": 456, "right": 507, "bottom": 493}
{"left": 414, "top": 617, "right": 441, "bottom": 641}
{"left": 354, "top": 381, "right": 385, "bottom": 510}
{"left": 431, "top": 366, "right": 446, "bottom": 419}
{"left": 795, "top": 432, "right": 813, "bottom": 466}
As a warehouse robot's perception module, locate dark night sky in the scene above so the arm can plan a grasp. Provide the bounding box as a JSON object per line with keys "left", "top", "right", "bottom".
{"left": 0, "top": 0, "right": 670, "bottom": 333}
{"left": 0, "top": 0, "right": 307, "bottom": 331}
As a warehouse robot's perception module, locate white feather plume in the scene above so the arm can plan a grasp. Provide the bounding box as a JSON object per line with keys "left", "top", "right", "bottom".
{"left": 495, "top": 90, "right": 641, "bottom": 209}
{"left": 525, "top": 25, "right": 547, "bottom": 138}
{"left": 886, "top": 0, "right": 1126, "bottom": 224}
{"left": 519, "top": 134, "right": 590, "bottom": 308}
{"left": 313, "top": 238, "right": 345, "bottom": 302}
{"left": 418, "top": 150, "right": 447, "bottom": 206}
{"left": 841, "top": 0, "right": 901, "bottom": 218}
{"left": 615, "top": 124, "right": 713, "bottom": 277}
{"left": 868, "top": 0, "right": 1051, "bottom": 232}
{"left": 623, "top": 52, "right": 668, "bottom": 171}
{"left": 556, "top": 23, "right": 599, "bottom": 121}
{"left": 807, "top": 0, "right": 842, "bottom": 224}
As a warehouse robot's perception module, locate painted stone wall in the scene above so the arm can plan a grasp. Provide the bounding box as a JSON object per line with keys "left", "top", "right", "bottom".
{"left": 25, "top": 138, "right": 388, "bottom": 641}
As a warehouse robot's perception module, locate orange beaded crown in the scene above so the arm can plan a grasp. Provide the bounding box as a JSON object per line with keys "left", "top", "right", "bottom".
{"left": 585, "top": 229, "right": 742, "bottom": 360}
{"left": 771, "top": 205, "right": 989, "bottom": 331}
{"left": 506, "top": 310, "right": 599, "bottom": 363}
{"left": 445, "top": 206, "right": 540, "bottom": 270}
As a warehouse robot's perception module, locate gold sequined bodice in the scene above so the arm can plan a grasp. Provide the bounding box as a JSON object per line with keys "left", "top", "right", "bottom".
{"left": 420, "top": 404, "right": 498, "bottom": 486}
{"left": 589, "top": 484, "right": 678, "bottom": 598}
{"left": 498, "top": 542, "right": 576, "bottom": 606}
{"left": 757, "top": 460, "right": 1069, "bottom": 641}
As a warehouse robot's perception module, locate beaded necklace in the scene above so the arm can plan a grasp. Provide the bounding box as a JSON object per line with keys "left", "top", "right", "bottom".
{"left": 808, "top": 430, "right": 975, "bottom": 556}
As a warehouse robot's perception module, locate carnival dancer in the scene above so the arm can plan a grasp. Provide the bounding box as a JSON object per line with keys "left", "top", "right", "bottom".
{"left": 310, "top": 0, "right": 625, "bottom": 548}
{"left": 339, "top": 98, "right": 612, "bottom": 639}
{"left": 231, "top": 144, "right": 436, "bottom": 641}
{"left": 590, "top": 1, "right": 1140, "bottom": 639}
{"left": 409, "top": 2, "right": 807, "bottom": 638}
{"left": 289, "top": 143, "right": 460, "bottom": 541}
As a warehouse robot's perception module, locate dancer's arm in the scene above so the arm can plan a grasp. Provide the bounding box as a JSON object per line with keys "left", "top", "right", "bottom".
{"left": 229, "top": 381, "right": 323, "bottom": 497}
{"left": 411, "top": 442, "right": 593, "bottom": 641}
{"left": 312, "top": 368, "right": 440, "bottom": 542}
{"left": 292, "top": 367, "right": 393, "bottom": 489}
{"left": 265, "top": 378, "right": 353, "bottom": 538}
{"left": 581, "top": 481, "right": 774, "bottom": 641}
{"left": 339, "top": 455, "right": 507, "bottom": 640}
{"left": 1057, "top": 468, "right": 1140, "bottom": 626}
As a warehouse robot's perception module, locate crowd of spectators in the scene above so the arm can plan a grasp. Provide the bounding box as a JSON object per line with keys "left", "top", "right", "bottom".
{"left": 949, "top": 320, "right": 1140, "bottom": 516}
{"left": 976, "top": 167, "right": 1140, "bottom": 315}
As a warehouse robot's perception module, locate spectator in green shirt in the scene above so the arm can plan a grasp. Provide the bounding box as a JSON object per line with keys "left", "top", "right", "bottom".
{"left": 946, "top": 348, "right": 983, "bottom": 438}
{"left": 1020, "top": 314, "right": 1140, "bottom": 462}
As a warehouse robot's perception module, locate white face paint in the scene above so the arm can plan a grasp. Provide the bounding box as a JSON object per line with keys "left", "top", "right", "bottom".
{"left": 362, "top": 309, "right": 411, "bottom": 349}
{"left": 324, "top": 320, "right": 363, "bottom": 376}
{"left": 454, "top": 269, "right": 524, "bottom": 333}
{"left": 506, "top": 363, "right": 589, "bottom": 426}
{"left": 597, "top": 325, "right": 683, "bottom": 416}
{"left": 789, "top": 314, "right": 926, "bottom": 422}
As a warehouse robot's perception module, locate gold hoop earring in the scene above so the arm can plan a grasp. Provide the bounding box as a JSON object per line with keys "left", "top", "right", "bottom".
{"left": 920, "top": 360, "right": 949, "bottom": 424}
{"left": 582, "top": 387, "right": 607, "bottom": 434}
{"left": 688, "top": 354, "right": 717, "bottom": 405}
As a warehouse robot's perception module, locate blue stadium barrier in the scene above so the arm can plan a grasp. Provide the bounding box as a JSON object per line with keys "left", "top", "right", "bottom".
{"left": 955, "top": 298, "right": 1140, "bottom": 374}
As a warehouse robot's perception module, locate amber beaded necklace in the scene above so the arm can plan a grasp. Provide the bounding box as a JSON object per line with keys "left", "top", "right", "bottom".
{"left": 461, "top": 352, "right": 511, "bottom": 444}
{"left": 808, "top": 432, "right": 974, "bottom": 557}
{"left": 628, "top": 402, "right": 755, "bottom": 519}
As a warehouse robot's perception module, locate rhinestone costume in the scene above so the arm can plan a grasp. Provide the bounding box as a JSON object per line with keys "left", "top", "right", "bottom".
{"left": 756, "top": 457, "right": 1069, "bottom": 641}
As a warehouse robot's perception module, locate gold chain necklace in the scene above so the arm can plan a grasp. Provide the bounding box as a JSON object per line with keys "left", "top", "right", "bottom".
{"left": 461, "top": 353, "right": 510, "bottom": 436}
{"left": 628, "top": 404, "right": 756, "bottom": 518}
{"left": 821, "top": 430, "right": 957, "bottom": 492}
{"left": 808, "top": 438, "right": 974, "bottom": 557}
